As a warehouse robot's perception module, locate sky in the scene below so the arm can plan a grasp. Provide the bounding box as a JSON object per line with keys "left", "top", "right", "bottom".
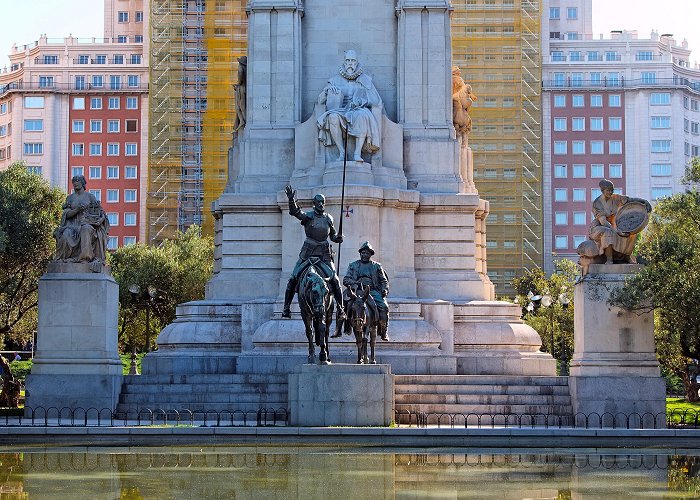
{"left": 0, "top": 0, "right": 699, "bottom": 67}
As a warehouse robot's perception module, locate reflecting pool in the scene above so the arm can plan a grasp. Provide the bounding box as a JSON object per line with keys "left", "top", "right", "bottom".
{"left": 0, "top": 447, "right": 698, "bottom": 498}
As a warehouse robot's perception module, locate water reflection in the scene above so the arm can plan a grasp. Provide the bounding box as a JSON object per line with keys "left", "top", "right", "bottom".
{"left": 0, "top": 448, "right": 698, "bottom": 499}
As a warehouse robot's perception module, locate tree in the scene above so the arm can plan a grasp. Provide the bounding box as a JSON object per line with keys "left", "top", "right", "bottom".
{"left": 511, "top": 259, "right": 578, "bottom": 374}
{"left": 0, "top": 163, "right": 63, "bottom": 345}
{"left": 610, "top": 158, "right": 700, "bottom": 401}
{"left": 109, "top": 226, "right": 213, "bottom": 352}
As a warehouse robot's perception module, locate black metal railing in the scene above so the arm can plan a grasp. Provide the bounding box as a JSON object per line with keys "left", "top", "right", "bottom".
{"left": 542, "top": 76, "right": 700, "bottom": 92}
{"left": 0, "top": 81, "right": 149, "bottom": 96}
{"left": 0, "top": 407, "right": 289, "bottom": 427}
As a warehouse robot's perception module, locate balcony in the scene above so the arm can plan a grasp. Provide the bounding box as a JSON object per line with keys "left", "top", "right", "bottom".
{"left": 0, "top": 80, "right": 149, "bottom": 97}
{"left": 543, "top": 76, "right": 700, "bottom": 93}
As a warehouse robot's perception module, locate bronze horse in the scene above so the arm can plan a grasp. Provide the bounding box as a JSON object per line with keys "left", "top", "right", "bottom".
{"left": 344, "top": 285, "right": 378, "bottom": 364}
{"left": 297, "top": 259, "right": 334, "bottom": 365}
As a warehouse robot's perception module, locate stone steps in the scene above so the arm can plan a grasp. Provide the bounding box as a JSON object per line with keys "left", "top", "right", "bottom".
{"left": 394, "top": 375, "right": 573, "bottom": 421}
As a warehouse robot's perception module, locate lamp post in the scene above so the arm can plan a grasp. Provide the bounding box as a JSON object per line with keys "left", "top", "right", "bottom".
{"left": 128, "top": 284, "right": 158, "bottom": 355}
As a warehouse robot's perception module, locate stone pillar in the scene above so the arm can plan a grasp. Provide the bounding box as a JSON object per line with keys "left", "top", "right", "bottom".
{"left": 25, "top": 263, "right": 123, "bottom": 412}
{"left": 569, "top": 264, "right": 665, "bottom": 425}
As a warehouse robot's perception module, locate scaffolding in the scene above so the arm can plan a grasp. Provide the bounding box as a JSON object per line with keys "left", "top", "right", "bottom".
{"left": 148, "top": 0, "right": 246, "bottom": 244}
{"left": 452, "top": 0, "right": 543, "bottom": 295}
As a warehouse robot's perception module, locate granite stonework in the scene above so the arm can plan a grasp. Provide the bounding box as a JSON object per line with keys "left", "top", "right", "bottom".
{"left": 25, "top": 263, "right": 123, "bottom": 412}
{"left": 288, "top": 364, "right": 394, "bottom": 426}
{"left": 569, "top": 264, "right": 665, "bottom": 422}
{"left": 135, "top": 0, "right": 555, "bottom": 410}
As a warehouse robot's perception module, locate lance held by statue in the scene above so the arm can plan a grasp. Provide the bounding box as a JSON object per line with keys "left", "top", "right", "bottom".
{"left": 282, "top": 186, "right": 346, "bottom": 320}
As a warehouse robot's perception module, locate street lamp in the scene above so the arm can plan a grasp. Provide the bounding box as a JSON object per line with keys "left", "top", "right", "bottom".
{"left": 528, "top": 288, "right": 571, "bottom": 375}
{"left": 129, "top": 284, "right": 158, "bottom": 357}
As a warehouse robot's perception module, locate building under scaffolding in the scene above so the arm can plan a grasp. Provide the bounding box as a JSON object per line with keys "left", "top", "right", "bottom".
{"left": 147, "top": 0, "right": 543, "bottom": 294}
{"left": 148, "top": 0, "right": 246, "bottom": 244}
{"left": 452, "top": 0, "right": 543, "bottom": 294}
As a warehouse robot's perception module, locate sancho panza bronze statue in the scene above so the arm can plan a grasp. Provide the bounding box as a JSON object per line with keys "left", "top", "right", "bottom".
{"left": 282, "top": 185, "right": 346, "bottom": 319}
{"left": 343, "top": 241, "right": 390, "bottom": 341}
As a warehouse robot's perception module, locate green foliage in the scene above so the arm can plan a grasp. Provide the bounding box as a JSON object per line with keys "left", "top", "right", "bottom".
{"left": 511, "top": 260, "right": 578, "bottom": 373}
{"left": 109, "top": 226, "right": 213, "bottom": 352}
{"left": 119, "top": 352, "right": 145, "bottom": 375}
{"left": 610, "top": 158, "right": 700, "bottom": 400}
{"left": 8, "top": 359, "right": 32, "bottom": 382}
{"left": 0, "top": 163, "right": 63, "bottom": 344}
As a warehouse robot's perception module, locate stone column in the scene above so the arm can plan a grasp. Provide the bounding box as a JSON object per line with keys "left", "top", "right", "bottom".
{"left": 569, "top": 264, "right": 665, "bottom": 426}
{"left": 25, "top": 263, "right": 123, "bottom": 412}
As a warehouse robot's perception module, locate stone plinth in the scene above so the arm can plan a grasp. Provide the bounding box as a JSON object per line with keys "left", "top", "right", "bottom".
{"left": 288, "top": 364, "right": 394, "bottom": 426}
{"left": 25, "top": 264, "right": 123, "bottom": 411}
{"left": 569, "top": 264, "right": 665, "bottom": 422}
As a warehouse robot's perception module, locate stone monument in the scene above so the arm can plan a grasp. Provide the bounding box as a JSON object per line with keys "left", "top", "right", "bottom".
{"left": 137, "top": 0, "right": 555, "bottom": 404}
{"left": 25, "top": 176, "right": 122, "bottom": 412}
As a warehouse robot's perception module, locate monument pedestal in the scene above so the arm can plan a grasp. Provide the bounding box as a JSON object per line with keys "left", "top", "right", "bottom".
{"left": 25, "top": 263, "right": 123, "bottom": 411}
{"left": 288, "top": 364, "right": 394, "bottom": 426}
{"left": 569, "top": 264, "right": 665, "bottom": 425}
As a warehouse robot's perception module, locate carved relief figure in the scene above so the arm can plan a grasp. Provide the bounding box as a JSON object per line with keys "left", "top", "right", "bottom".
{"left": 451, "top": 66, "right": 477, "bottom": 145}
{"left": 54, "top": 175, "right": 110, "bottom": 266}
{"left": 233, "top": 56, "right": 247, "bottom": 133}
{"left": 282, "top": 185, "right": 346, "bottom": 320}
{"left": 577, "top": 179, "right": 652, "bottom": 273}
{"left": 317, "top": 50, "right": 382, "bottom": 162}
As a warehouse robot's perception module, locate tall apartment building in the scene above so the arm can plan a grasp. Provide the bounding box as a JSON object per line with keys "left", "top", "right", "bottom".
{"left": 542, "top": 2, "right": 700, "bottom": 270}
{"left": 148, "top": 0, "right": 246, "bottom": 244}
{"left": 0, "top": 1, "right": 149, "bottom": 249}
{"left": 452, "top": 0, "right": 544, "bottom": 294}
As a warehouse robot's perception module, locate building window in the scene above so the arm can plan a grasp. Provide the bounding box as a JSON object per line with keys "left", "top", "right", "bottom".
{"left": 651, "top": 140, "right": 671, "bottom": 153}
{"left": 588, "top": 51, "right": 602, "bottom": 62}
{"left": 72, "top": 144, "right": 84, "bottom": 156}
{"left": 555, "top": 235, "right": 568, "bottom": 249}
{"left": 692, "top": 100, "right": 699, "bottom": 111}
{"left": 572, "top": 141, "right": 585, "bottom": 154}
{"left": 135, "top": 35, "right": 143, "bottom": 43}
{"left": 555, "top": 212, "right": 568, "bottom": 225}
{"left": 553, "top": 73, "right": 565, "bottom": 87}
{"left": 567, "top": 7, "right": 578, "bottom": 19}
{"left": 110, "top": 76, "right": 121, "bottom": 90}
{"left": 609, "top": 95, "right": 621, "bottom": 107}
{"left": 126, "top": 97, "right": 138, "bottom": 109}
{"left": 573, "top": 235, "right": 587, "bottom": 248}
{"left": 118, "top": 11, "right": 129, "bottom": 22}
{"left": 107, "top": 189, "right": 119, "bottom": 203}
{"left": 652, "top": 187, "right": 673, "bottom": 200}
{"left": 554, "top": 118, "right": 567, "bottom": 131}
{"left": 113, "top": 54, "right": 124, "bottom": 64}
{"left": 23, "top": 143, "right": 43, "bottom": 155}
{"left": 0, "top": 103, "right": 7, "bottom": 114}
{"left": 607, "top": 72, "right": 621, "bottom": 87}
{"left": 569, "top": 51, "right": 583, "bottom": 62}
{"left": 128, "top": 75, "right": 139, "bottom": 87}
{"left": 108, "top": 97, "right": 120, "bottom": 110}
{"left": 609, "top": 141, "right": 622, "bottom": 154}
{"left": 125, "top": 120, "right": 138, "bottom": 132}
{"left": 108, "top": 120, "right": 120, "bottom": 133}
{"left": 78, "top": 54, "right": 89, "bottom": 64}
{"left": 130, "top": 54, "right": 142, "bottom": 65}
{"left": 124, "top": 189, "right": 137, "bottom": 202}
{"left": 91, "top": 97, "right": 102, "bottom": 110}
{"left": 572, "top": 164, "right": 586, "bottom": 178}
{"left": 92, "top": 75, "right": 104, "bottom": 88}
{"left": 591, "top": 95, "right": 603, "bottom": 107}
{"left": 651, "top": 163, "right": 672, "bottom": 176}
{"left": 650, "top": 92, "right": 671, "bottom": 105}
{"left": 89, "top": 166, "right": 102, "bottom": 179}
{"left": 107, "top": 166, "right": 119, "bottom": 179}
{"left": 26, "top": 165, "right": 42, "bottom": 176}
{"left": 124, "top": 213, "right": 137, "bottom": 226}
{"left": 591, "top": 164, "right": 604, "bottom": 178}
{"left": 107, "top": 237, "right": 118, "bottom": 250}
{"left": 609, "top": 164, "right": 623, "bottom": 177}
{"left": 636, "top": 51, "right": 653, "bottom": 61}
{"left": 573, "top": 212, "right": 587, "bottom": 225}
{"left": 693, "top": 122, "right": 700, "bottom": 135}
{"left": 23, "top": 119, "right": 43, "bottom": 132}
{"left": 554, "top": 141, "right": 567, "bottom": 155}
{"left": 590, "top": 72, "right": 602, "bottom": 86}
{"left": 641, "top": 72, "right": 656, "bottom": 84}
{"left": 549, "top": 7, "right": 560, "bottom": 19}
{"left": 125, "top": 143, "right": 137, "bottom": 156}
{"left": 651, "top": 116, "right": 671, "bottom": 129}
{"left": 590, "top": 141, "right": 604, "bottom": 154}
{"left": 551, "top": 51, "right": 565, "bottom": 62}
{"left": 554, "top": 95, "right": 566, "bottom": 107}
{"left": 24, "top": 96, "right": 45, "bottom": 109}
{"left": 0, "top": 125, "right": 6, "bottom": 138}
{"left": 554, "top": 189, "right": 567, "bottom": 202}
{"left": 107, "top": 213, "right": 118, "bottom": 226}
{"left": 572, "top": 118, "right": 585, "bottom": 131}
{"left": 125, "top": 166, "right": 137, "bottom": 179}
{"left": 572, "top": 95, "right": 584, "bottom": 107}
{"left": 89, "top": 189, "right": 101, "bottom": 202}
{"left": 608, "top": 117, "right": 622, "bottom": 131}
{"left": 75, "top": 75, "right": 86, "bottom": 90}
{"left": 605, "top": 51, "right": 619, "bottom": 62}
{"left": 95, "top": 55, "right": 107, "bottom": 65}
{"left": 38, "top": 76, "right": 54, "bottom": 88}
{"left": 89, "top": 143, "right": 102, "bottom": 156}
{"left": 590, "top": 117, "right": 603, "bottom": 131}
{"left": 90, "top": 120, "right": 102, "bottom": 133}
{"left": 554, "top": 164, "right": 567, "bottom": 178}
{"left": 571, "top": 73, "right": 583, "bottom": 87}
{"left": 107, "top": 143, "right": 120, "bottom": 156}
{"left": 136, "top": 11, "right": 144, "bottom": 22}
{"left": 124, "top": 236, "right": 137, "bottom": 246}
{"left": 72, "top": 166, "right": 84, "bottom": 177}
{"left": 572, "top": 189, "right": 586, "bottom": 202}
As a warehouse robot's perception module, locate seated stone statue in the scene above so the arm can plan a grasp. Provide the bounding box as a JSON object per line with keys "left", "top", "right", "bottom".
{"left": 577, "top": 179, "right": 651, "bottom": 273}
{"left": 54, "top": 175, "right": 110, "bottom": 267}
{"left": 317, "top": 50, "right": 382, "bottom": 162}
